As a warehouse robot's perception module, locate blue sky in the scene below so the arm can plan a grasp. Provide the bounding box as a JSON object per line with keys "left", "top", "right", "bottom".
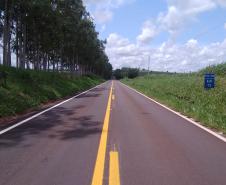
{"left": 84, "top": 0, "right": 226, "bottom": 72}
{"left": 96, "top": 0, "right": 168, "bottom": 42}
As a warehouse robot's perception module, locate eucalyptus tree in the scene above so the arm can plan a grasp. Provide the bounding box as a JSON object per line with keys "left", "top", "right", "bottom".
{"left": 0, "top": 0, "right": 112, "bottom": 78}
{"left": 2, "top": 0, "right": 12, "bottom": 66}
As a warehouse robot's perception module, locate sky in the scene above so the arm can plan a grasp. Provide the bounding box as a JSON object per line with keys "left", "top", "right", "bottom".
{"left": 84, "top": 0, "right": 226, "bottom": 72}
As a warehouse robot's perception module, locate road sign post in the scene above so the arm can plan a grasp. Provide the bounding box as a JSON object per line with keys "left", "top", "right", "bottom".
{"left": 204, "top": 73, "right": 215, "bottom": 89}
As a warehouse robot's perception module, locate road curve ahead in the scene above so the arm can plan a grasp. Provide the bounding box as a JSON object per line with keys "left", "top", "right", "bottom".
{"left": 0, "top": 80, "right": 226, "bottom": 185}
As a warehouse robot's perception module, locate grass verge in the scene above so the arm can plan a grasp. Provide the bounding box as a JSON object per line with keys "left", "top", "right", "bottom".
{"left": 0, "top": 65, "right": 104, "bottom": 118}
{"left": 122, "top": 73, "right": 226, "bottom": 134}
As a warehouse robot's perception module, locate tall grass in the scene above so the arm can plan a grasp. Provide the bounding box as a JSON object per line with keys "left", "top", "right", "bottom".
{"left": 0, "top": 66, "right": 103, "bottom": 117}
{"left": 122, "top": 73, "right": 226, "bottom": 133}
{"left": 199, "top": 63, "right": 226, "bottom": 76}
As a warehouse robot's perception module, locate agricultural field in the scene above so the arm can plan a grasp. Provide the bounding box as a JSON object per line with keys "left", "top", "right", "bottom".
{"left": 122, "top": 64, "right": 226, "bottom": 133}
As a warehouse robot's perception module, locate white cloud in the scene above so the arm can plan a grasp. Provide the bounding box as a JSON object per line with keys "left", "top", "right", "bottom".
{"left": 157, "top": 0, "right": 216, "bottom": 39}
{"left": 171, "top": 0, "right": 216, "bottom": 14}
{"left": 106, "top": 33, "right": 149, "bottom": 69}
{"left": 137, "top": 21, "right": 158, "bottom": 45}
{"left": 106, "top": 33, "right": 226, "bottom": 72}
{"left": 186, "top": 39, "right": 198, "bottom": 47}
{"left": 93, "top": 9, "right": 113, "bottom": 24}
{"left": 83, "top": 0, "right": 134, "bottom": 25}
{"left": 137, "top": 0, "right": 226, "bottom": 42}
{"left": 89, "top": 0, "right": 226, "bottom": 72}
{"left": 107, "top": 33, "right": 130, "bottom": 47}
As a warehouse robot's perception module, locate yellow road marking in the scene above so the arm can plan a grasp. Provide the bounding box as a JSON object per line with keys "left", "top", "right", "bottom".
{"left": 109, "top": 151, "right": 121, "bottom": 185}
{"left": 91, "top": 81, "right": 113, "bottom": 185}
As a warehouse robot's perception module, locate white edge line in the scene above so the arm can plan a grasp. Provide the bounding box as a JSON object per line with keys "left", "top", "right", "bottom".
{"left": 0, "top": 81, "right": 108, "bottom": 135}
{"left": 120, "top": 82, "right": 226, "bottom": 143}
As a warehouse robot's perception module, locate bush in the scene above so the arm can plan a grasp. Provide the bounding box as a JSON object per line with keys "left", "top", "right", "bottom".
{"left": 128, "top": 68, "right": 139, "bottom": 79}
{"left": 114, "top": 69, "right": 123, "bottom": 80}
{"left": 199, "top": 63, "right": 226, "bottom": 76}
{"left": 114, "top": 68, "right": 139, "bottom": 79}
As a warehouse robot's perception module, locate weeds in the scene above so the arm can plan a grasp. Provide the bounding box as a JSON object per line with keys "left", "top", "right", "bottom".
{"left": 0, "top": 66, "right": 103, "bottom": 117}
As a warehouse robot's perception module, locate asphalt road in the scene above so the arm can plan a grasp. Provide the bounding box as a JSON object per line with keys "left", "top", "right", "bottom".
{"left": 0, "top": 80, "right": 226, "bottom": 185}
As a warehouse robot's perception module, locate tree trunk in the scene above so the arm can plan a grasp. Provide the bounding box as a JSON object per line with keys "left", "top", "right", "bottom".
{"left": 47, "top": 55, "right": 50, "bottom": 71}
{"left": 3, "top": 0, "right": 12, "bottom": 66}
{"left": 19, "top": 17, "right": 26, "bottom": 69}
{"left": 56, "top": 60, "right": 59, "bottom": 72}
{"left": 16, "top": 16, "right": 19, "bottom": 68}
{"left": 23, "top": 23, "right": 27, "bottom": 69}
{"left": 53, "top": 60, "right": 55, "bottom": 72}
{"left": 43, "top": 53, "right": 47, "bottom": 71}
{"left": 18, "top": 15, "right": 23, "bottom": 68}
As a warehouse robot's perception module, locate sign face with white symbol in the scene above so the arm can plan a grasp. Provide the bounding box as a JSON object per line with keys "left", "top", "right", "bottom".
{"left": 204, "top": 73, "right": 215, "bottom": 89}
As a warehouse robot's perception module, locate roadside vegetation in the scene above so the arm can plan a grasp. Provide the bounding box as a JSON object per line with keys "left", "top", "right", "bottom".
{"left": 122, "top": 63, "right": 226, "bottom": 133}
{"left": 0, "top": 65, "right": 103, "bottom": 117}
{"left": 0, "top": 1, "right": 112, "bottom": 119}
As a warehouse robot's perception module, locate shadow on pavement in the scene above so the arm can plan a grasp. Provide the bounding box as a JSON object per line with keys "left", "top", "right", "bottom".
{"left": 77, "top": 87, "right": 106, "bottom": 99}
{"left": 0, "top": 104, "right": 102, "bottom": 148}
{"left": 54, "top": 116, "right": 102, "bottom": 140}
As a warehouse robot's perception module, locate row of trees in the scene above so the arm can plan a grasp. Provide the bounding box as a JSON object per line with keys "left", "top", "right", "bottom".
{"left": 0, "top": 0, "right": 112, "bottom": 79}
{"left": 114, "top": 68, "right": 139, "bottom": 80}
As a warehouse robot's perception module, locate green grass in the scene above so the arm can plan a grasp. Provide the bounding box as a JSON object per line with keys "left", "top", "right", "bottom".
{"left": 122, "top": 72, "right": 226, "bottom": 133}
{"left": 0, "top": 65, "right": 104, "bottom": 117}
{"left": 199, "top": 63, "right": 226, "bottom": 76}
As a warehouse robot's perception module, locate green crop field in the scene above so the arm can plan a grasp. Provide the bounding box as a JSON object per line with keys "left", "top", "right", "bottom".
{"left": 122, "top": 64, "right": 226, "bottom": 133}
{"left": 0, "top": 66, "right": 103, "bottom": 118}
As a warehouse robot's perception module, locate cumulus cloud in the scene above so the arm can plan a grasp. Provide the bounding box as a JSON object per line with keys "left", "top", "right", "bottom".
{"left": 83, "top": 0, "right": 134, "bottom": 25}
{"left": 157, "top": 0, "right": 216, "bottom": 39}
{"left": 137, "top": 21, "right": 158, "bottom": 45}
{"left": 137, "top": 0, "right": 226, "bottom": 42}
{"left": 92, "top": 0, "right": 226, "bottom": 72}
{"left": 106, "top": 33, "right": 226, "bottom": 72}
{"left": 106, "top": 33, "right": 149, "bottom": 69}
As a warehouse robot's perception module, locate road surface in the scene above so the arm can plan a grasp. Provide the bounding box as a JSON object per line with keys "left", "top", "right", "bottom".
{"left": 0, "top": 80, "right": 226, "bottom": 185}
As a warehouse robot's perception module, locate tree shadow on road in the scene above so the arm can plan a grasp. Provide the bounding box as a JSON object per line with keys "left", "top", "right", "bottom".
{"left": 76, "top": 87, "right": 106, "bottom": 99}
{"left": 0, "top": 104, "right": 102, "bottom": 149}
{"left": 49, "top": 115, "right": 102, "bottom": 140}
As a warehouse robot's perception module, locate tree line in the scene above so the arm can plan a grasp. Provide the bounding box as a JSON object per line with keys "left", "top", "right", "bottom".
{"left": 114, "top": 68, "right": 139, "bottom": 80}
{"left": 0, "top": 0, "right": 112, "bottom": 79}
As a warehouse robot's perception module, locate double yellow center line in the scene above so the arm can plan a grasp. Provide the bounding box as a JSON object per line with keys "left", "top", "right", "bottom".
{"left": 91, "top": 81, "right": 120, "bottom": 185}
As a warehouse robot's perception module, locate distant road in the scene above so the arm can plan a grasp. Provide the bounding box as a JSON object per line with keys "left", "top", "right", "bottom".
{"left": 0, "top": 81, "right": 226, "bottom": 185}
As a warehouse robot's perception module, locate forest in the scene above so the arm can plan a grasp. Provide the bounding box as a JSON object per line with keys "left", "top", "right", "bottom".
{"left": 0, "top": 0, "right": 112, "bottom": 79}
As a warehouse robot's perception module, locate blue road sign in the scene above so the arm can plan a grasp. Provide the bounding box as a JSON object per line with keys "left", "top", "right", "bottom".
{"left": 204, "top": 73, "right": 215, "bottom": 89}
